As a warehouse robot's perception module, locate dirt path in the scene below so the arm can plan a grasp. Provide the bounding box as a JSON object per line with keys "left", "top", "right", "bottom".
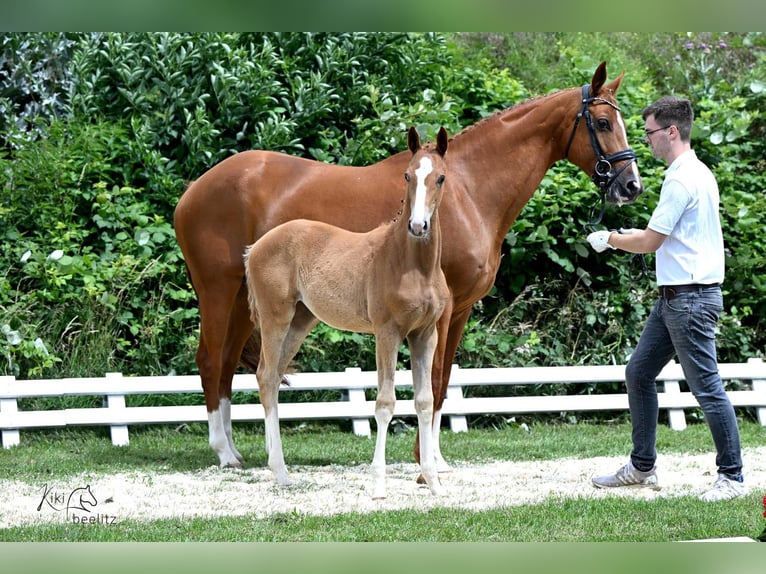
{"left": 3, "top": 446, "right": 765, "bottom": 528}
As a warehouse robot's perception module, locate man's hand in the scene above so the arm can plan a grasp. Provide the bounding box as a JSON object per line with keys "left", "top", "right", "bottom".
{"left": 587, "top": 230, "right": 615, "bottom": 253}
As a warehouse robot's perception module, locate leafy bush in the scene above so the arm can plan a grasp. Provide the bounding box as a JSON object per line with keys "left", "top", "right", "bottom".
{"left": 1, "top": 32, "right": 764, "bottom": 385}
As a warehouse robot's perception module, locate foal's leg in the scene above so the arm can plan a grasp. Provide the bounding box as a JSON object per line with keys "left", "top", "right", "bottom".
{"left": 414, "top": 298, "right": 454, "bottom": 481}
{"left": 274, "top": 303, "right": 320, "bottom": 376}
{"left": 256, "top": 306, "right": 298, "bottom": 486}
{"left": 408, "top": 327, "right": 444, "bottom": 496}
{"left": 370, "top": 331, "right": 400, "bottom": 499}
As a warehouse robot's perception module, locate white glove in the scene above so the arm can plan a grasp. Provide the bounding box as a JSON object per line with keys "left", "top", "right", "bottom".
{"left": 587, "top": 230, "right": 615, "bottom": 253}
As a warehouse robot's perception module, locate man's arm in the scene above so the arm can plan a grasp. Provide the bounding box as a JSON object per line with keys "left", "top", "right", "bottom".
{"left": 587, "top": 228, "right": 667, "bottom": 254}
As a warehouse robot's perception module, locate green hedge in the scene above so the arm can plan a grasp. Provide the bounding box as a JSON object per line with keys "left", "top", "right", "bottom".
{"left": 1, "top": 32, "right": 764, "bottom": 382}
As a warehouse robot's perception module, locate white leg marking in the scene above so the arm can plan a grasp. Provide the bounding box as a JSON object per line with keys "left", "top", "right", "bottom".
{"left": 432, "top": 409, "right": 452, "bottom": 473}
{"left": 208, "top": 409, "right": 241, "bottom": 468}
{"left": 371, "top": 405, "right": 393, "bottom": 499}
{"left": 264, "top": 407, "right": 291, "bottom": 485}
{"left": 219, "top": 398, "right": 244, "bottom": 463}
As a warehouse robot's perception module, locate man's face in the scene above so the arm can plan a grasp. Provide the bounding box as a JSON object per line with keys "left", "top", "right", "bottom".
{"left": 643, "top": 114, "right": 672, "bottom": 163}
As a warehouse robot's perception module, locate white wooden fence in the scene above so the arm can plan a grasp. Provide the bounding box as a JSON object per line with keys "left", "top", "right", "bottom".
{"left": 2, "top": 358, "right": 765, "bottom": 448}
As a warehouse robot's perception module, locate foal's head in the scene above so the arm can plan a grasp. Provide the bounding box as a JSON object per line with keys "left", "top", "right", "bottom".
{"left": 404, "top": 126, "right": 448, "bottom": 238}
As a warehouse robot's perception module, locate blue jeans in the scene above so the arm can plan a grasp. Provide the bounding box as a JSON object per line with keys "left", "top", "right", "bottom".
{"left": 625, "top": 285, "right": 743, "bottom": 480}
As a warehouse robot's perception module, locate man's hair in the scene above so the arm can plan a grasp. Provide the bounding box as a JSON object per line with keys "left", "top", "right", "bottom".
{"left": 642, "top": 96, "right": 694, "bottom": 142}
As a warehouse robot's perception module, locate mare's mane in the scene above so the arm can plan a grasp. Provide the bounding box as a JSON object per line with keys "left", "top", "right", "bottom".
{"left": 449, "top": 86, "right": 577, "bottom": 143}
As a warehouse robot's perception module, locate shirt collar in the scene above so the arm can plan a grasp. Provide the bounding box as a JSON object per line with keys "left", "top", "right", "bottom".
{"left": 666, "top": 149, "right": 697, "bottom": 176}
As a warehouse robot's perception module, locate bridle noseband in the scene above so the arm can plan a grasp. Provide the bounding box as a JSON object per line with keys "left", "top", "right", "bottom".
{"left": 564, "top": 84, "right": 637, "bottom": 196}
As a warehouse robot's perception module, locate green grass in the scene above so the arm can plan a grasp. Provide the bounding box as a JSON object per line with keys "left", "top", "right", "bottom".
{"left": 1, "top": 420, "right": 765, "bottom": 542}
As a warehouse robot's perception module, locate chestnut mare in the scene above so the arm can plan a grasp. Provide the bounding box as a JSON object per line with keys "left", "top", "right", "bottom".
{"left": 244, "top": 127, "right": 449, "bottom": 497}
{"left": 173, "top": 61, "right": 643, "bottom": 473}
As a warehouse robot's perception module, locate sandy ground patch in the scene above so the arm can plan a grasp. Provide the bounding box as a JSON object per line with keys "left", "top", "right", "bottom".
{"left": 2, "top": 446, "right": 765, "bottom": 528}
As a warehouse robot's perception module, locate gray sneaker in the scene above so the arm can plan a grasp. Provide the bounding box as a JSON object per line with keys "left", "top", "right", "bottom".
{"left": 592, "top": 461, "right": 661, "bottom": 490}
{"left": 699, "top": 474, "right": 746, "bottom": 502}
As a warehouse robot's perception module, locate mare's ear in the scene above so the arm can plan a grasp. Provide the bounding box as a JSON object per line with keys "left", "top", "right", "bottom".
{"left": 436, "top": 126, "right": 449, "bottom": 157}
{"left": 604, "top": 70, "right": 625, "bottom": 96}
{"left": 590, "top": 61, "right": 607, "bottom": 96}
{"left": 407, "top": 126, "right": 421, "bottom": 154}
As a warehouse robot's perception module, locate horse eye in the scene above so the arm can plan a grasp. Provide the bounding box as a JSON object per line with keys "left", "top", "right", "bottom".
{"left": 597, "top": 118, "right": 610, "bottom": 130}
{"left": 404, "top": 173, "right": 411, "bottom": 182}
{"left": 436, "top": 174, "right": 446, "bottom": 185}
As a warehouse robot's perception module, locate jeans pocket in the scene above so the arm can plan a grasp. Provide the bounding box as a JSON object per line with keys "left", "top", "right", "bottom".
{"left": 665, "top": 295, "right": 691, "bottom": 314}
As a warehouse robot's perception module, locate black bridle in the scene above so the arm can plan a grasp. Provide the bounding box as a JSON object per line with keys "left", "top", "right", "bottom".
{"left": 564, "top": 84, "right": 637, "bottom": 231}
{"left": 565, "top": 85, "right": 649, "bottom": 279}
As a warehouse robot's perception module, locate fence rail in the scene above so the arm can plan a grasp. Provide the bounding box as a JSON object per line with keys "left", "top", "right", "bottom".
{"left": 2, "top": 358, "right": 765, "bottom": 448}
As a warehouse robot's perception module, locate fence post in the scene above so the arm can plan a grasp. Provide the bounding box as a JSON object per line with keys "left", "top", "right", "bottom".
{"left": 748, "top": 357, "right": 766, "bottom": 426}
{"left": 343, "top": 367, "right": 371, "bottom": 438}
{"left": 446, "top": 365, "right": 468, "bottom": 432}
{"left": 662, "top": 377, "right": 687, "bottom": 431}
{"left": 105, "top": 372, "right": 130, "bottom": 446}
{"left": 1, "top": 375, "right": 20, "bottom": 448}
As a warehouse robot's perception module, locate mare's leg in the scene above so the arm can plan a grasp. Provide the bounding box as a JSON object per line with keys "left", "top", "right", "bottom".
{"left": 408, "top": 327, "right": 444, "bottom": 496}
{"left": 195, "top": 272, "right": 250, "bottom": 468}
{"left": 431, "top": 306, "right": 472, "bottom": 472}
{"left": 217, "top": 283, "right": 257, "bottom": 465}
{"left": 371, "top": 330, "right": 400, "bottom": 499}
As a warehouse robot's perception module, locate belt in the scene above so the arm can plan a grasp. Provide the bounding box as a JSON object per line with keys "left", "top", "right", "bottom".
{"left": 658, "top": 283, "right": 720, "bottom": 300}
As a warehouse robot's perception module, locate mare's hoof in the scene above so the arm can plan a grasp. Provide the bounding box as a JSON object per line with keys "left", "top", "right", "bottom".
{"left": 416, "top": 474, "right": 427, "bottom": 485}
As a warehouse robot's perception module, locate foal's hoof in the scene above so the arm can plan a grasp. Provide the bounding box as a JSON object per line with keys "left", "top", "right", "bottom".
{"left": 221, "top": 460, "right": 243, "bottom": 469}
{"left": 416, "top": 473, "right": 427, "bottom": 485}
{"left": 429, "top": 483, "right": 445, "bottom": 496}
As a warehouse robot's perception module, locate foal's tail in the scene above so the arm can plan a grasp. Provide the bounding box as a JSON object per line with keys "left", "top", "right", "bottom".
{"left": 242, "top": 244, "right": 260, "bottom": 328}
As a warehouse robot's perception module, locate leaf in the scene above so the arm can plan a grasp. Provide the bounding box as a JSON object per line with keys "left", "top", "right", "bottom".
{"left": 135, "top": 229, "right": 151, "bottom": 246}
{"left": 3, "top": 326, "right": 22, "bottom": 346}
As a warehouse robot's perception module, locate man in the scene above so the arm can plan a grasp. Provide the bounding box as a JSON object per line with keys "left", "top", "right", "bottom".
{"left": 586, "top": 96, "right": 745, "bottom": 502}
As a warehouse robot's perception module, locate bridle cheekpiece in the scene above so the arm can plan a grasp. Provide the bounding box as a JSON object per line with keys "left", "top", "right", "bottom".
{"left": 564, "top": 84, "right": 637, "bottom": 193}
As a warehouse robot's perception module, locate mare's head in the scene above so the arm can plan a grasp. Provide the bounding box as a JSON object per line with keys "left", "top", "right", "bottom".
{"left": 405, "top": 126, "right": 449, "bottom": 238}
{"left": 563, "top": 61, "right": 643, "bottom": 206}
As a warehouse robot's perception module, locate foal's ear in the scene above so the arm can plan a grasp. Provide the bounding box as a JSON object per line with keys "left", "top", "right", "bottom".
{"left": 436, "top": 126, "right": 449, "bottom": 157}
{"left": 407, "top": 126, "right": 421, "bottom": 154}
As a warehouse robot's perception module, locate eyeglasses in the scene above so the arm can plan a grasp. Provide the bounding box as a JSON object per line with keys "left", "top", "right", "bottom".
{"left": 644, "top": 125, "right": 672, "bottom": 138}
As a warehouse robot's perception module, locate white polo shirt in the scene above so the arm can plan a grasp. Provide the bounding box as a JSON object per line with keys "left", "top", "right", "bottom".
{"left": 648, "top": 150, "right": 725, "bottom": 286}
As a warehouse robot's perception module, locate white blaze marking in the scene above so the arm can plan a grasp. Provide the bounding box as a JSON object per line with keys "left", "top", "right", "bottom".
{"left": 615, "top": 111, "right": 640, "bottom": 180}
{"left": 411, "top": 156, "right": 433, "bottom": 227}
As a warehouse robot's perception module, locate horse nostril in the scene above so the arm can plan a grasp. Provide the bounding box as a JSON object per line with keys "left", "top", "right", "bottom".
{"left": 408, "top": 220, "right": 428, "bottom": 237}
